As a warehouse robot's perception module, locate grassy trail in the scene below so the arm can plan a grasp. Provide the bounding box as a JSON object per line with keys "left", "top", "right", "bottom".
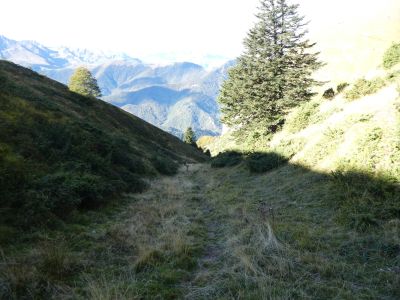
{"left": 81, "top": 162, "right": 400, "bottom": 299}
{"left": 180, "top": 164, "right": 226, "bottom": 299}
{"left": 2, "top": 163, "right": 399, "bottom": 299}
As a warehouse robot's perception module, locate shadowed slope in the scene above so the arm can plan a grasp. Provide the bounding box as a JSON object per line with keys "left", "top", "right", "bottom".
{"left": 0, "top": 60, "right": 206, "bottom": 227}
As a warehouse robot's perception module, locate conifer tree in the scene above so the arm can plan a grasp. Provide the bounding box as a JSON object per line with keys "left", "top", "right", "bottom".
{"left": 68, "top": 67, "right": 102, "bottom": 98}
{"left": 183, "top": 127, "right": 196, "bottom": 146}
{"left": 218, "top": 0, "right": 322, "bottom": 135}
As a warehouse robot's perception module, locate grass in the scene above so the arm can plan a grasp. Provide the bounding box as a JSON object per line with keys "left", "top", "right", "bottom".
{"left": 0, "top": 167, "right": 210, "bottom": 299}
{"left": 284, "top": 98, "right": 323, "bottom": 133}
{"left": 189, "top": 164, "right": 399, "bottom": 298}
{"left": 1, "top": 161, "right": 399, "bottom": 299}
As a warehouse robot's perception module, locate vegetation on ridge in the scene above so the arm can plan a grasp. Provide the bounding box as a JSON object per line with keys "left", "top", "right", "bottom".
{"left": 345, "top": 77, "right": 386, "bottom": 100}
{"left": 0, "top": 60, "right": 206, "bottom": 228}
{"left": 383, "top": 42, "right": 400, "bottom": 69}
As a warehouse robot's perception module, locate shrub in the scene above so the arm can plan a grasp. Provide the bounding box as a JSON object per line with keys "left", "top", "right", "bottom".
{"left": 245, "top": 152, "right": 288, "bottom": 173}
{"left": 383, "top": 43, "right": 400, "bottom": 69}
{"left": 322, "top": 88, "right": 335, "bottom": 99}
{"left": 336, "top": 82, "right": 349, "bottom": 93}
{"left": 211, "top": 151, "right": 242, "bottom": 168}
{"left": 344, "top": 77, "right": 386, "bottom": 100}
{"left": 386, "top": 70, "right": 400, "bottom": 84}
{"left": 0, "top": 102, "right": 153, "bottom": 227}
{"left": 152, "top": 155, "right": 179, "bottom": 175}
{"left": 116, "top": 169, "right": 148, "bottom": 193}
{"left": 285, "top": 100, "right": 320, "bottom": 133}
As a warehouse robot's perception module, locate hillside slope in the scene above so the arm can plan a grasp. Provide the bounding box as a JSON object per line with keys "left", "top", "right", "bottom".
{"left": 0, "top": 60, "right": 206, "bottom": 227}
{"left": 202, "top": 65, "right": 400, "bottom": 167}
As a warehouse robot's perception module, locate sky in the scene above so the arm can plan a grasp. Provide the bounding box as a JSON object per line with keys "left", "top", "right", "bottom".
{"left": 1, "top": 0, "right": 399, "bottom": 67}
{"left": 0, "top": 0, "right": 259, "bottom": 65}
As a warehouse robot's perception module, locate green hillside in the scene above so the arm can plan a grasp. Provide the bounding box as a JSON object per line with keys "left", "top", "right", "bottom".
{"left": 0, "top": 60, "right": 206, "bottom": 228}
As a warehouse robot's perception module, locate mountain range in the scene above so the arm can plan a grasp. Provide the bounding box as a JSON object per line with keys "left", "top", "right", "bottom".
{"left": 0, "top": 35, "right": 232, "bottom": 137}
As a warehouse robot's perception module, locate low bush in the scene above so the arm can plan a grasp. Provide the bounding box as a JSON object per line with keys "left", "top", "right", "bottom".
{"left": 211, "top": 151, "right": 243, "bottom": 168}
{"left": 383, "top": 42, "right": 400, "bottom": 69}
{"left": 344, "top": 77, "right": 386, "bottom": 100}
{"left": 336, "top": 82, "right": 349, "bottom": 93}
{"left": 203, "top": 149, "right": 211, "bottom": 157}
{"left": 152, "top": 155, "right": 179, "bottom": 175}
{"left": 322, "top": 88, "right": 335, "bottom": 99}
{"left": 245, "top": 152, "right": 288, "bottom": 173}
{"left": 385, "top": 70, "right": 400, "bottom": 86}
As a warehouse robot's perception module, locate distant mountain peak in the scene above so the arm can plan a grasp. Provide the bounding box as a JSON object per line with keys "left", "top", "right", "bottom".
{"left": 0, "top": 34, "right": 230, "bottom": 137}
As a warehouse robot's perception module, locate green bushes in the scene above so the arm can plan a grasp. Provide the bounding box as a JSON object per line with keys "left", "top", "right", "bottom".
{"left": 337, "top": 82, "right": 349, "bottom": 93}
{"left": 0, "top": 96, "right": 151, "bottom": 227}
{"left": 344, "top": 77, "right": 386, "bottom": 100}
{"left": 322, "top": 88, "right": 335, "bottom": 99}
{"left": 245, "top": 152, "right": 288, "bottom": 173}
{"left": 152, "top": 155, "right": 179, "bottom": 175}
{"left": 383, "top": 43, "right": 400, "bottom": 69}
{"left": 322, "top": 83, "right": 349, "bottom": 99}
{"left": 211, "top": 151, "right": 288, "bottom": 173}
{"left": 211, "top": 151, "right": 243, "bottom": 168}
{"left": 0, "top": 61, "right": 207, "bottom": 230}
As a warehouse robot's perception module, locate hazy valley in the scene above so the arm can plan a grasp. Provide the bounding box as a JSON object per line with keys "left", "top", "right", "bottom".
{"left": 0, "top": 35, "right": 230, "bottom": 138}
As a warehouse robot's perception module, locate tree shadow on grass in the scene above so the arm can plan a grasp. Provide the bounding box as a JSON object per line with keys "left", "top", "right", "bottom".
{"left": 211, "top": 150, "right": 400, "bottom": 231}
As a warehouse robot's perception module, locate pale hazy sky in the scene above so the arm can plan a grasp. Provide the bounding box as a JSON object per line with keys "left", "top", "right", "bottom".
{"left": 1, "top": 0, "right": 399, "bottom": 65}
